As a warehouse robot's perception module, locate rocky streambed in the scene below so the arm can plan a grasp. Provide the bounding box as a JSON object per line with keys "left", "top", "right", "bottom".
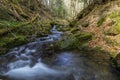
{"left": 0, "top": 25, "right": 120, "bottom": 80}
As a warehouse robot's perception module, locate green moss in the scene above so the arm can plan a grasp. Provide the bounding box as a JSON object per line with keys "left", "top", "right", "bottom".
{"left": 104, "top": 37, "right": 118, "bottom": 46}
{"left": 109, "top": 12, "right": 120, "bottom": 18}
{"left": 106, "top": 26, "right": 119, "bottom": 35}
{"left": 118, "top": 3, "right": 120, "bottom": 7}
{"left": 58, "top": 32, "right": 92, "bottom": 50}
{"left": 70, "top": 27, "right": 80, "bottom": 33}
{"left": 74, "top": 32, "right": 92, "bottom": 41}
{"left": 0, "top": 20, "right": 52, "bottom": 36}
{"left": 69, "top": 20, "right": 77, "bottom": 27}
{"left": 8, "top": 36, "right": 28, "bottom": 47}
{"left": 0, "top": 36, "right": 27, "bottom": 47}
{"left": 0, "top": 19, "right": 52, "bottom": 55}
{"left": 0, "top": 7, "right": 13, "bottom": 20}
{"left": 57, "top": 26, "right": 70, "bottom": 32}
{"left": 0, "top": 35, "right": 28, "bottom": 54}
{"left": 37, "top": 21, "right": 51, "bottom": 36}
{"left": 97, "top": 17, "right": 106, "bottom": 27}
{"left": 82, "top": 21, "right": 89, "bottom": 27}
{"left": 0, "top": 20, "right": 22, "bottom": 27}
{"left": 60, "top": 34, "right": 78, "bottom": 49}
{"left": 0, "top": 20, "right": 33, "bottom": 38}
{"left": 106, "top": 12, "right": 120, "bottom": 35}
{"left": 115, "top": 22, "right": 120, "bottom": 33}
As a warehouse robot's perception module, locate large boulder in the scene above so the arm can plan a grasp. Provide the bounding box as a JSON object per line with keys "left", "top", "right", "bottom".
{"left": 57, "top": 31, "right": 92, "bottom": 50}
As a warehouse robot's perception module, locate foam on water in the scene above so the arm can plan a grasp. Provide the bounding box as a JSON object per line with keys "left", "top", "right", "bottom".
{"left": 4, "top": 62, "right": 71, "bottom": 80}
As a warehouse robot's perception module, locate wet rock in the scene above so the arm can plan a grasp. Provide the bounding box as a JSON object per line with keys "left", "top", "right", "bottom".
{"left": 81, "top": 47, "right": 111, "bottom": 65}
{"left": 114, "top": 53, "right": 120, "bottom": 71}
{"left": 57, "top": 32, "right": 92, "bottom": 50}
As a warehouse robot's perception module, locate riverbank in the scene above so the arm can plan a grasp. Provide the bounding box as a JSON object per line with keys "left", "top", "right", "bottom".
{"left": 0, "top": 0, "right": 69, "bottom": 55}
{"left": 0, "top": 26, "right": 120, "bottom": 80}
{"left": 65, "top": 0, "right": 120, "bottom": 71}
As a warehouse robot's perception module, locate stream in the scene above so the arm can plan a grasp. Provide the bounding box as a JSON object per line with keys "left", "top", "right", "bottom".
{"left": 0, "top": 25, "right": 120, "bottom": 80}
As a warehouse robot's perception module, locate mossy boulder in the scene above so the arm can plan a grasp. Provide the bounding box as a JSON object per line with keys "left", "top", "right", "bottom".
{"left": 57, "top": 32, "right": 92, "bottom": 50}
{"left": 0, "top": 36, "right": 28, "bottom": 55}
{"left": 59, "top": 34, "right": 79, "bottom": 49}
{"left": 0, "top": 20, "right": 52, "bottom": 55}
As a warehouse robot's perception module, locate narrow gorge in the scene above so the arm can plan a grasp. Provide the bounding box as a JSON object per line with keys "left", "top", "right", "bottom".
{"left": 0, "top": 0, "right": 120, "bottom": 80}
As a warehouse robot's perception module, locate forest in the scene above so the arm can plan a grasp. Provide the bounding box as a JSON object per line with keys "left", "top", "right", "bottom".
{"left": 0, "top": 0, "right": 120, "bottom": 80}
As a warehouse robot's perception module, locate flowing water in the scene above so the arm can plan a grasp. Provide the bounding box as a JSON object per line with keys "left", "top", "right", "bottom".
{"left": 0, "top": 25, "right": 120, "bottom": 80}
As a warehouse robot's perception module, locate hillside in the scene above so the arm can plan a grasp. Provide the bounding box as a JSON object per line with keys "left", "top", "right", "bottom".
{"left": 48, "top": 0, "right": 120, "bottom": 71}
{"left": 70, "top": 0, "right": 120, "bottom": 56}
{"left": 0, "top": 0, "right": 54, "bottom": 54}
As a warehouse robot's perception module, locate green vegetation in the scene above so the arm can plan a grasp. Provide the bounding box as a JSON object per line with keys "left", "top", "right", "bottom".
{"left": 97, "top": 17, "right": 106, "bottom": 27}
{"left": 0, "top": 7, "right": 13, "bottom": 20}
{"left": 106, "top": 12, "right": 120, "bottom": 35}
{"left": 70, "top": 27, "right": 80, "bottom": 33}
{"left": 69, "top": 20, "right": 77, "bottom": 27}
{"left": 0, "top": 20, "right": 53, "bottom": 54}
{"left": 57, "top": 31, "right": 92, "bottom": 50}
{"left": 0, "top": 35, "right": 28, "bottom": 54}
{"left": 115, "top": 22, "right": 120, "bottom": 33}
{"left": 104, "top": 37, "right": 118, "bottom": 46}
{"left": 0, "top": 0, "right": 55, "bottom": 54}
{"left": 82, "top": 21, "right": 89, "bottom": 27}
{"left": 57, "top": 26, "right": 70, "bottom": 32}
{"left": 117, "top": 3, "right": 120, "bottom": 7}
